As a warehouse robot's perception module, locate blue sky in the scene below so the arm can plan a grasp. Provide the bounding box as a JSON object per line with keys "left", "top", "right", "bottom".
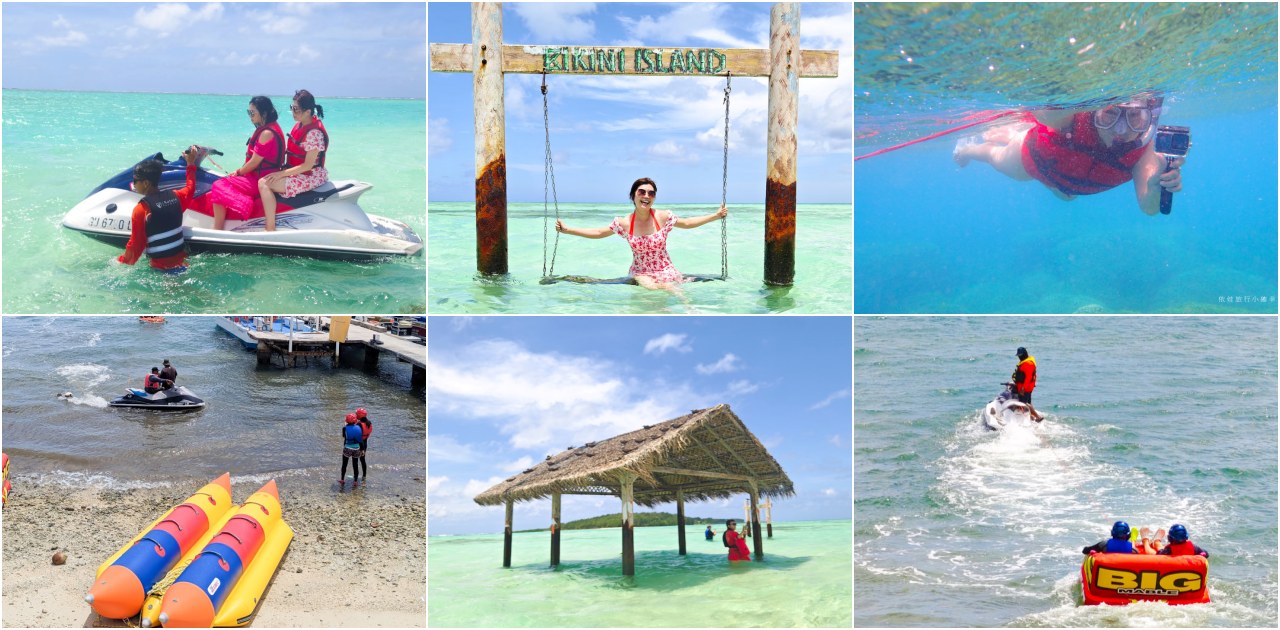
{"left": 3, "top": 3, "right": 425, "bottom": 98}
{"left": 428, "top": 316, "right": 852, "bottom": 535}
{"left": 428, "top": 2, "right": 852, "bottom": 202}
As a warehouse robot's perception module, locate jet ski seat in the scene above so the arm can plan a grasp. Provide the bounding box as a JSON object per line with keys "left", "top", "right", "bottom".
{"left": 273, "top": 183, "right": 355, "bottom": 210}
{"left": 127, "top": 388, "right": 151, "bottom": 398}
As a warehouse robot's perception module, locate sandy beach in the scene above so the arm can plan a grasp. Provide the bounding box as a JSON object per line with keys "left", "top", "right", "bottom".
{"left": 2, "top": 478, "right": 425, "bottom": 627}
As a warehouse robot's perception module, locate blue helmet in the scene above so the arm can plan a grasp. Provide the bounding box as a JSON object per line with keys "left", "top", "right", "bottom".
{"left": 1111, "top": 521, "right": 1131, "bottom": 539}
{"left": 1168, "top": 524, "right": 1189, "bottom": 543}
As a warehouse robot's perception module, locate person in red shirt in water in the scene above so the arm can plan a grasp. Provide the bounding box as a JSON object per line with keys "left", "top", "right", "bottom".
{"left": 953, "top": 96, "right": 1185, "bottom": 215}
{"left": 723, "top": 519, "right": 751, "bottom": 562}
{"left": 116, "top": 146, "right": 201, "bottom": 272}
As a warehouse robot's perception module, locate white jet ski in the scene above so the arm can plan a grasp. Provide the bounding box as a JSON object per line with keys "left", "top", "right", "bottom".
{"left": 109, "top": 385, "right": 206, "bottom": 411}
{"left": 981, "top": 384, "right": 1035, "bottom": 431}
{"left": 61, "top": 151, "right": 422, "bottom": 260}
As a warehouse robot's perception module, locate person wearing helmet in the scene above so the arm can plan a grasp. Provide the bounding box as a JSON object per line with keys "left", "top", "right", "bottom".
{"left": 1157, "top": 524, "right": 1209, "bottom": 557}
{"left": 1011, "top": 347, "right": 1044, "bottom": 421}
{"left": 340, "top": 413, "right": 364, "bottom": 486}
{"left": 953, "top": 96, "right": 1185, "bottom": 215}
{"left": 1082, "top": 521, "right": 1138, "bottom": 554}
{"left": 355, "top": 408, "right": 372, "bottom": 481}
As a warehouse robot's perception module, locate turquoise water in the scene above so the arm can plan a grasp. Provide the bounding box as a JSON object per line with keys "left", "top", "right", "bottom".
{"left": 427, "top": 202, "right": 852, "bottom": 313}
{"left": 855, "top": 4, "right": 1278, "bottom": 313}
{"left": 428, "top": 519, "right": 851, "bottom": 627}
{"left": 855, "top": 317, "right": 1277, "bottom": 627}
{"left": 2, "top": 90, "right": 426, "bottom": 314}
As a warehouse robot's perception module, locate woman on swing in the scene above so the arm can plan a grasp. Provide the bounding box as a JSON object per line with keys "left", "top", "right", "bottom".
{"left": 556, "top": 178, "right": 727, "bottom": 291}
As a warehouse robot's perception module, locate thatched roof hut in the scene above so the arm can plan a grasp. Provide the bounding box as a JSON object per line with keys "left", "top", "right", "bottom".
{"left": 474, "top": 404, "right": 793, "bottom": 575}
{"left": 474, "top": 404, "right": 794, "bottom": 506}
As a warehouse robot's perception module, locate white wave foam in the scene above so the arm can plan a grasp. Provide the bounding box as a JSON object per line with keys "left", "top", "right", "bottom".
{"left": 22, "top": 470, "right": 174, "bottom": 491}
{"left": 54, "top": 363, "right": 112, "bottom": 389}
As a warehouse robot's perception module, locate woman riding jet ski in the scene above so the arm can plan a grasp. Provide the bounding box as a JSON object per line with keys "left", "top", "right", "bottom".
{"left": 61, "top": 149, "right": 422, "bottom": 260}
{"left": 981, "top": 383, "right": 1037, "bottom": 431}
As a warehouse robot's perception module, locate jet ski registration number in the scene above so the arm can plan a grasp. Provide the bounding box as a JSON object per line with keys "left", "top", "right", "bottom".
{"left": 88, "top": 216, "right": 130, "bottom": 231}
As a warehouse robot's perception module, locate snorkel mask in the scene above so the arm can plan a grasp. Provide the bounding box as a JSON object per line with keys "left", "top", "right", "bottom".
{"left": 1093, "top": 96, "right": 1163, "bottom": 143}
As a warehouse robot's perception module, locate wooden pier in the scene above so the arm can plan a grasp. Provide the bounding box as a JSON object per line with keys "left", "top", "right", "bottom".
{"left": 247, "top": 318, "right": 426, "bottom": 387}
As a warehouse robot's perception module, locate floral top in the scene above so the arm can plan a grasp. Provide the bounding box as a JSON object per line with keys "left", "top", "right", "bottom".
{"left": 609, "top": 211, "right": 683, "bottom": 284}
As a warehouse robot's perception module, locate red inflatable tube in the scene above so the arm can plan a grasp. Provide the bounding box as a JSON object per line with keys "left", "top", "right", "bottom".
{"left": 1081, "top": 552, "right": 1210, "bottom": 605}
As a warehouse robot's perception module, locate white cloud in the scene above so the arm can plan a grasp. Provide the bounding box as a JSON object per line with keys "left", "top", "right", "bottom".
{"left": 427, "top": 475, "right": 449, "bottom": 493}
{"left": 828, "top": 434, "right": 844, "bottom": 447}
{"left": 428, "top": 434, "right": 481, "bottom": 464}
{"left": 696, "top": 353, "right": 741, "bottom": 374}
{"left": 809, "top": 388, "right": 850, "bottom": 410}
{"left": 23, "top": 15, "right": 87, "bottom": 51}
{"left": 463, "top": 476, "right": 507, "bottom": 498}
{"left": 134, "top": 3, "right": 223, "bottom": 37}
{"left": 726, "top": 379, "right": 759, "bottom": 396}
{"left": 646, "top": 139, "right": 699, "bottom": 164}
{"left": 430, "top": 339, "right": 701, "bottom": 449}
{"left": 644, "top": 333, "right": 691, "bottom": 355}
{"left": 512, "top": 3, "right": 597, "bottom": 41}
{"left": 617, "top": 5, "right": 760, "bottom": 48}
{"left": 429, "top": 476, "right": 504, "bottom": 520}
{"left": 263, "top": 16, "right": 305, "bottom": 35}
{"left": 822, "top": 488, "right": 836, "bottom": 497}
{"left": 503, "top": 456, "right": 535, "bottom": 473}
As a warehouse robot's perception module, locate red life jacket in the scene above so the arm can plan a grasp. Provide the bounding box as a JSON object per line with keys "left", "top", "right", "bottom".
{"left": 1016, "top": 357, "right": 1037, "bottom": 394}
{"left": 285, "top": 118, "right": 328, "bottom": 171}
{"left": 1023, "top": 113, "right": 1148, "bottom": 196}
{"left": 1165, "top": 540, "right": 1198, "bottom": 556}
{"left": 245, "top": 121, "right": 285, "bottom": 176}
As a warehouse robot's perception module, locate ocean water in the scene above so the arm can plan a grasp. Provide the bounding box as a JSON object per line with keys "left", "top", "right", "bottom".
{"left": 1, "top": 316, "right": 425, "bottom": 498}
{"left": 854, "top": 4, "right": 1278, "bottom": 313}
{"left": 854, "top": 317, "right": 1277, "bottom": 627}
{"left": 2, "top": 90, "right": 426, "bottom": 314}
{"left": 428, "top": 519, "right": 851, "bottom": 627}
{"left": 427, "top": 202, "right": 852, "bottom": 314}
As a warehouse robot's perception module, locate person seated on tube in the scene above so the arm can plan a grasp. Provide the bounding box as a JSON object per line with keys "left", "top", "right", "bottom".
{"left": 1082, "top": 520, "right": 1138, "bottom": 554}
{"left": 117, "top": 146, "right": 201, "bottom": 272}
{"left": 555, "top": 177, "right": 727, "bottom": 293}
{"left": 953, "top": 95, "right": 1185, "bottom": 215}
{"left": 1157, "top": 524, "right": 1209, "bottom": 558}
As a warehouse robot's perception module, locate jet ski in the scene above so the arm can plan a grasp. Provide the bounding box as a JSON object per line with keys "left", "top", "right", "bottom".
{"left": 108, "top": 386, "right": 207, "bottom": 411}
{"left": 981, "top": 384, "right": 1034, "bottom": 431}
{"left": 61, "top": 151, "right": 423, "bottom": 260}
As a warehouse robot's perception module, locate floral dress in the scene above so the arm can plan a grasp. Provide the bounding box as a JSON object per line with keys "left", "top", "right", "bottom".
{"left": 609, "top": 212, "right": 684, "bottom": 284}
{"left": 282, "top": 128, "right": 329, "bottom": 198}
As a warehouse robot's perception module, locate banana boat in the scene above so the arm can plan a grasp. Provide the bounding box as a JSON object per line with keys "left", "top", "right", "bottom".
{"left": 86, "top": 474, "right": 234, "bottom": 620}
{"left": 156, "top": 479, "right": 294, "bottom": 627}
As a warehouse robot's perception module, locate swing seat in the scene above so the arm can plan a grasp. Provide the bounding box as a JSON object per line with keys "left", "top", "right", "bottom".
{"left": 540, "top": 274, "right": 725, "bottom": 285}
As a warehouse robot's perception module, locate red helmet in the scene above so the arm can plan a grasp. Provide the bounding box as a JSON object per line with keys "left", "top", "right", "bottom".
{"left": 356, "top": 408, "right": 368, "bottom": 419}
{"left": 345, "top": 413, "right": 357, "bottom": 424}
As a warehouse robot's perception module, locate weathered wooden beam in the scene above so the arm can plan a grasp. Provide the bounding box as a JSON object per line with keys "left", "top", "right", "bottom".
{"left": 473, "top": 2, "right": 508, "bottom": 275}
{"left": 650, "top": 466, "right": 754, "bottom": 482}
{"left": 550, "top": 492, "right": 561, "bottom": 567}
{"left": 764, "top": 3, "right": 799, "bottom": 286}
{"left": 619, "top": 471, "right": 636, "bottom": 576}
{"left": 431, "top": 43, "right": 838, "bottom": 78}
{"left": 749, "top": 482, "right": 764, "bottom": 561}
{"left": 503, "top": 499, "right": 513, "bottom": 568}
{"left": 676, "top": 489, "right": 687, "bottom": 556}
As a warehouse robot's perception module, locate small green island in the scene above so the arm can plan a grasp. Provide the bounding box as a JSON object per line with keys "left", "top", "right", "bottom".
{"left": 516, "top": 511, "right": 733, "bottom": 532}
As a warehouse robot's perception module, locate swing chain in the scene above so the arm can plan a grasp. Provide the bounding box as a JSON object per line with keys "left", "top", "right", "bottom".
{"left": 542, "top": 68, "right": 561, "bottom": 279}
{"left": 720, "top": 71, "right": 731, "bottom": 280}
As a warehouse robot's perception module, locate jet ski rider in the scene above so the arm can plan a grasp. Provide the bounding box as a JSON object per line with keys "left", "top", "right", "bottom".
{"left": 1012, "top": 347, "right": 1044, "bottom": 421}
{"left": 143, "top": 367, "right": 174, "bottom": 394}
{"left": 117, "top": 146, "right": 201, "bottom": 271}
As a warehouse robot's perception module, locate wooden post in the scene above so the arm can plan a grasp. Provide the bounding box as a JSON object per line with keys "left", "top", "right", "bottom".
{"left": 550, "top": 492, "right": 561, "bottom": 567}
{"left": 764, "top": 3, "right": 799, "bottom": 286}
{"left": 503, "top": 499, "right": 513, "bottom": 568}
{"left": 676, "top": 489, "right": 686, "bottom": 556}
{"left": 765, "top": 497, "right": 773, "bottom": 538}
{"left": 619, "top": 472, "right": 636, "bottom": 576}
{"left": 362, "top": 346, "right": 380, "bottom": 371}
{"left": 749, "top": 482, "right": 763, "bottom": 561}
{"left": 256, "top": 343, "right": 270, "bottom": 365}
{"left": 743, "top": 499, "right": 751, "bottom": 537}
{"left": 473, "top": 2, "right": 508, "bottom": 275}
{"left": 411, "top": 364, "right": 426, "bottom": 387}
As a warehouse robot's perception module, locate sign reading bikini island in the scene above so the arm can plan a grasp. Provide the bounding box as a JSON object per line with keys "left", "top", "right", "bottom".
{"left": 430, "top": 43, "right": 839, "bottom": 78}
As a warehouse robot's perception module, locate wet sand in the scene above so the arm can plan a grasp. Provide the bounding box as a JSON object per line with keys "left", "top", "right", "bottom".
{"left": 2, "top": 478, "right": 425, "bottom": 627}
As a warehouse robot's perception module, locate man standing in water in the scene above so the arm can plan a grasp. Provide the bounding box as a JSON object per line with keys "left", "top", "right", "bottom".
{"left": 1012, "top": 347, "right": 1044, "bottom": 421}
{"left": 953, "top": 96, "right": 1185, "bottom": 215}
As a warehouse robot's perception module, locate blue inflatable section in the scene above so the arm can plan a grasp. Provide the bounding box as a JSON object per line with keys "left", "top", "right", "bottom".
{"left": 115, "top": 529, "right": 182, "bottom": 589}
{"left": 87, "top": 153, "right": 219, "bottom": 200}
{"left": 176, "top": 542, "right": 245, "bottom": 612}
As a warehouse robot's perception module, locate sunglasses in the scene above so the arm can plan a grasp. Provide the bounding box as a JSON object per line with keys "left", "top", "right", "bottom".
{"left": 247, "top": 109, "right": 259, "bottom": 117}
{"left": 290, "top": 105, "right": 303, "bottom": 113}
{"left": 636, "top": 189, "right": 656, "bottom": 198}
{"left": 1093, "top": 105, "right": 1152, "bottom": 133}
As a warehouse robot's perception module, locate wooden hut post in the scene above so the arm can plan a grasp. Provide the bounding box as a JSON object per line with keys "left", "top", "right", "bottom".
{"left": 473, "top": 1, "right": 508, "bottom": 275}
{"left": 550, "top": 492, "right": 561, "bottom": 567}
{"left": 676, "top": 489, "right": 687, "bottom": 555}
{"left": 743, "top": 499, "right": 751, "bottom": 538}
{"left": 503, "top": 499, "right": 513, "bottom": 568}
{"left": 619, "top": 471, "right": 637, "bottom": 576}
{"left": 765, "top": 497, "right": 774, "bottom": 538}
{"left": 764, "top": 2, "right": 799, "bottom": 286}
{"left": 749, "top": 481, "right": 764, "bottom": 561}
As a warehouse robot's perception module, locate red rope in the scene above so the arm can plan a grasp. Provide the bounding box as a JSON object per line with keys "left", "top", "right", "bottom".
{"left": 854, "top": 110, "right": 1021, "bottom": 162}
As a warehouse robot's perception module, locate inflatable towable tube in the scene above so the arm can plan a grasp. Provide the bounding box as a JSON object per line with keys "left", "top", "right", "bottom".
{"left": 1081, "top": 552, "right": 1210, "bottom": 605}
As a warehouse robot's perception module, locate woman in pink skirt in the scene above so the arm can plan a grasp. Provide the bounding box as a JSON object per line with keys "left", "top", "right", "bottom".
{"left": 259, "top": 89, "right": 329, "bottom": 232}
{"left": 210, "top": 96, "right": 284, "bottom": 230}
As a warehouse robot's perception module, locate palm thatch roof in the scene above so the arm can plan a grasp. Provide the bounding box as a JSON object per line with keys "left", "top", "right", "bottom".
{"left": 474, "top": 404, "right": 793, "bottom": 507}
